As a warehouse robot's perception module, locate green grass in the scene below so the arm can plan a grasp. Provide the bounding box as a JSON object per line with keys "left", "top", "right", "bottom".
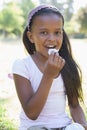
{"left": 0, "top": 99, "right": 18, "bottom": 130}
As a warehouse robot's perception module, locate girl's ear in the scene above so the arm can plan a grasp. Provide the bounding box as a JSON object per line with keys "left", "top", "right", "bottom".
{"left": 27, "top": 31, "right": 34, "bottom": 43}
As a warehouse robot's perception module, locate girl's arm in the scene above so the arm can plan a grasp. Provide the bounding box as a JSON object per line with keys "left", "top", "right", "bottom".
{"left": 69, "top": 100, "right": 87, "bottom": 130}
{"left": 13, "top": 73, "right": 53, "bottom": 120}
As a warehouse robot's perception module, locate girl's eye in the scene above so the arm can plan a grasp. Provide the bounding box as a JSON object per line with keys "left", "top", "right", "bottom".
{"left": 40, "top": 31, "right": 48, "bottom": 35}
{"left": 55, "top": 31, "right": 63, "bottom": 36}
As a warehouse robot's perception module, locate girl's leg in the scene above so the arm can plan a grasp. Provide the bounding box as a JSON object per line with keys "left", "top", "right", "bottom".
{"left": 27, "top": 125, "right": 51, "bottom": 130}
{"left": 65, "top": 123, "right": 85, "bottom": 130}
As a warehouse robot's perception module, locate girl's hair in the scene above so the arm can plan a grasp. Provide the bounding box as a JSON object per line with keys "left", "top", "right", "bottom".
{"left": 23, "top": 5, "right": 83, "bottom": 106}
{"left": 60, "top": 30, "right": 83, "bottom": 105}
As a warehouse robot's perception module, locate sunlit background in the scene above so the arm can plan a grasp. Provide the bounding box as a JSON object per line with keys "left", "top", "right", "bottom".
{"left": 0, "top": 0, "right": 87, "bottom": 130}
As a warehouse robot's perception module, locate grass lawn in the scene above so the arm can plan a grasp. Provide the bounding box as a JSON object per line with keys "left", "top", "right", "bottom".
{"left": 0, "top": 38, "right": 87, "bottom": 129}
{"left": 0, "top": 98, "right": 18, "bottom": 130}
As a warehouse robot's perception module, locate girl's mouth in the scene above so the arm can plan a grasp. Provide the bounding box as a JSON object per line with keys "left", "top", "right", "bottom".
{"left": 46, "top": 45, "right": 56, "bottom": 49}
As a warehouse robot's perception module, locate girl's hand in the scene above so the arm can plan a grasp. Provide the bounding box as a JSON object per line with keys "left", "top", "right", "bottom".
{"left": 44, "top": 52, "right": 65, "bottom": 78}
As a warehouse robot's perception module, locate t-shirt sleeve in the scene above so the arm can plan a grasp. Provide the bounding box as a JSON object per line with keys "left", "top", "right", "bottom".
{"left": 12, "top": 59, "right": 29, "bottom": 80}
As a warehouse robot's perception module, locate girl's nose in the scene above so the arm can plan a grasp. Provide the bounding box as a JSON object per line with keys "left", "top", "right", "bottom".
{"left": 48, "top": 33, "right": 56, "bottom": 42}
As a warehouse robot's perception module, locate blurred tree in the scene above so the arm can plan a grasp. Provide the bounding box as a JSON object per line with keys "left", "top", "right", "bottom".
{"left": 47, "top": 0, "right": 64, "bottom": 10}
{"left": 63, "top": 0, "right": 74, "bottom": 21}
{"left": 76, "top": 5, "right": 87, "bottom": 34}
{"left": 19, "top": 0, "right": 35, "bottom": 27}
{"left": 38, "top": 0, "right": 74, "bottom": 21}
{"left": 39, "top": 0, "right": 48, "bottom": 4}
{"left": 0, "top": 2, "right": 24, "bottom": 37}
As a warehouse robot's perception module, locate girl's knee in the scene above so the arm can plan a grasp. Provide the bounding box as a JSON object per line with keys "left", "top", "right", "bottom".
{"left": 65, "top": 123, "right": 85, "bottom": 130}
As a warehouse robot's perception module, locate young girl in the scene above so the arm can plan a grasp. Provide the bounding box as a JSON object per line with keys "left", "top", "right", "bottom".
{"left": 12, "top": 4, "right": 87, "bottom": 130}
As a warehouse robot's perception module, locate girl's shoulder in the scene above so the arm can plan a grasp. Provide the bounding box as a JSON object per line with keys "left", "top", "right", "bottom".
{"left": 12, "top": 55, "right": 30, "bottom": 68}
{"left": 12, "top": 55, "right": 33, "bottom": 79}
{"left": 13, "top": 55, "right": 33, "bottom": 66}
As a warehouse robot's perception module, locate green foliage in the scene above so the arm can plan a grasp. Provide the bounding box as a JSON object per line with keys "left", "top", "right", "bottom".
{"left": 63, "top": 0, "right": 74, "bottom": 21}
{"left": 0, "top": 99, "right": 17, "bottom": 130}
{"left": 65, "top": 21, "right": 86, "bottom": 38}
{"left": 0, "top": 2, "right": 24, "bottom": 36}
{"left": 0, "top": 0, "right": 36, "bottom": 37}
{"left": 0, "top": 0, "right": 86, "bottom": 38}
{"left": 64, "top": 22, "right": 75, "bottom": 35}
{"left": 76, "top": 5, "right": 87, "bottom": 34}
{"left": 39, "top": 0, "right": 48, "bottom": 4}
{"left": 19, "top": 0, "right": 36, "bottom": 27}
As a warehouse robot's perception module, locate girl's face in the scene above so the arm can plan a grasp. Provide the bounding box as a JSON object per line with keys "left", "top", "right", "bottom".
{"left": 28, "top": 13, "right": 63, "bottom": 58}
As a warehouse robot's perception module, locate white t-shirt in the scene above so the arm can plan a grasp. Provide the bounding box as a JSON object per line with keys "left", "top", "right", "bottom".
{"left": 12, "top": 55, "right": 72, "bottom": 130}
